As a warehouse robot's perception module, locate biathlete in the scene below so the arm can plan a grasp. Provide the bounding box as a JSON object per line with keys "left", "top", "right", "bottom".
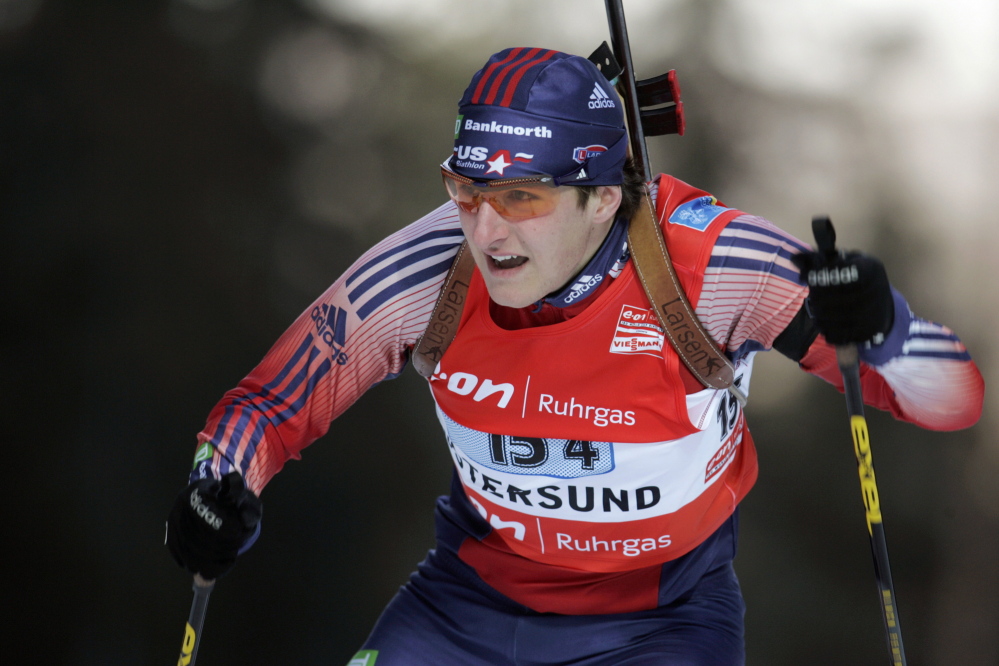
{"left": 166, "top": 48, "right": 984, "bottom": 665}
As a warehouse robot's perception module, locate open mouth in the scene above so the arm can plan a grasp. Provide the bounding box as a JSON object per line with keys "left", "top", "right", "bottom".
{"left": 490, "top": 255, "right": 528, "bottom": 270}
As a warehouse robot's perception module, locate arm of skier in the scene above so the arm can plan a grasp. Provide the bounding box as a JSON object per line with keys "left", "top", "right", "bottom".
{"left": 166, "top": 202, "right": 462, "bottom": 579}
{"left": 785, "top": 257, "right": 984, "bottom": 432}
{"left": 192, "top": 202, "right": 464, "bottom": 493}
{"left": 697, "top": 214, "right": 983, "bottom": 432}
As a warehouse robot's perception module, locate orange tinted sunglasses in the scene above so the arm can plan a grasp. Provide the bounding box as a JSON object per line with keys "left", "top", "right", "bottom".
{"left": 441, "top": 166, "right": 562, "bottom": 221}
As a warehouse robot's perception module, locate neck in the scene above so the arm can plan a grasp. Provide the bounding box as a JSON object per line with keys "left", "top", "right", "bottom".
{"left": 538, "top": 214, "right": 630, "bottom": 309}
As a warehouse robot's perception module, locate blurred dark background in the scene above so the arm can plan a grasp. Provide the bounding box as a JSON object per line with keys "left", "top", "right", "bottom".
{"left": 3, "top": 1, "right": 994, "bottom": 664}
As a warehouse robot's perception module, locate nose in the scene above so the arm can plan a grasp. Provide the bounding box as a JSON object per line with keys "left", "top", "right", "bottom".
{"left": 466, "top": 198, "right": 510, "bottom": 251}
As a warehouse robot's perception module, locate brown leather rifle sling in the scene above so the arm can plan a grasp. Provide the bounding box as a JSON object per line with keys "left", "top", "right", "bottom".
{"left": 411, "top": 241, "right": 475, "bottom": 378}
{"left": 628, "top": 190, "right": 747, "bottom": 405}
{"left": 412, "top": 195, "right": 747, "bottom": 406}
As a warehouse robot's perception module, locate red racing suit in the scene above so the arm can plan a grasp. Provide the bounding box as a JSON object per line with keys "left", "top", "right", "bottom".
{"left": 189, "top": 174, "right": 984, "bottom": 615}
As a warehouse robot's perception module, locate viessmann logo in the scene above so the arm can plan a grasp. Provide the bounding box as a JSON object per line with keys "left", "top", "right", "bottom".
{"left": 609, "top": 304, "right": 665, "bottom": 358}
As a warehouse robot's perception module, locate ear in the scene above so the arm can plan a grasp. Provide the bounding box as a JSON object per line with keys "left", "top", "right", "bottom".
{"left": 592, "top": 185, "right": 623, "bottom": 225}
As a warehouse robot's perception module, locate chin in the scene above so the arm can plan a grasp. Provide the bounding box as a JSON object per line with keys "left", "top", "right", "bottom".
{"left": 488, "top": 293, "right": 537, "bottom": 309}
{"left": 484, "top": 283, "right": 541, "bottom": 309}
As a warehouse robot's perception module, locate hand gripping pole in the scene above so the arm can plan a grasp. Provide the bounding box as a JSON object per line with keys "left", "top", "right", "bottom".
{"left": 812, "top": 216, "right": 907, "bottom": 666}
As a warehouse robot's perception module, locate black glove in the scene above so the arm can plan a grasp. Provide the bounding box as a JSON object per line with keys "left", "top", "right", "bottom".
{"left": 791, "top": 224, "right": 894, "bottom": 346}
{"left": 166, "top": 471, "right": 262, "bottom": 579}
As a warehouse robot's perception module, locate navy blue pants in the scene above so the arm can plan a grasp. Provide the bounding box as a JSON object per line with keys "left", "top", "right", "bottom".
{"left": 353, "top": 545, "right": 745, "bottom": 665}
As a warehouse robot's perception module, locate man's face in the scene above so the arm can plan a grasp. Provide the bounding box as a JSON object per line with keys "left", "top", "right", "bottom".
{"left": 459, "top": 185, "right": 622, "bottom": 308}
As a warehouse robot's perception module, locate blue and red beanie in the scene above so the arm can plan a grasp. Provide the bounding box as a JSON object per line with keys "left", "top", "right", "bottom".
{"left": 448, "top": 48, "right": 627, "bottom": 187}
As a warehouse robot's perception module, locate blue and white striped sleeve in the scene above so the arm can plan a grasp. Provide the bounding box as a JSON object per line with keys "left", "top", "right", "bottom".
{"left": 696, "top": 213, "right": 982, "bottom": 430}
{"left": 195, "top": 202, "right": 464, "bottom": 491}
{"left": 696, "top": 214, "right": 811, "bottom": 361}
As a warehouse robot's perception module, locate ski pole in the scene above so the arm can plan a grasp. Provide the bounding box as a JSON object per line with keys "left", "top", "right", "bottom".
{"left": 811, "top": 216, "right": 907, "bottom": 666}
{"left": 177, "top": 574, "right": 214, "bottom": 666}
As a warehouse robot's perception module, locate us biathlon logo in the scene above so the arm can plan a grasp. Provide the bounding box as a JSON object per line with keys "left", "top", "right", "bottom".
{"left": 484, "top": 150, "right": 533, "bottom": 176}
{"left": 454, "top": 146, "right": 533, "bottom": 174}
{"left": 589, "top": 83, "right": 616, "bottom": 109}
{"left": 573, "top": 145, "right": 607, "bottom": 164}
{"left": 485, "top": 150, "right": 512, "bottom": 175}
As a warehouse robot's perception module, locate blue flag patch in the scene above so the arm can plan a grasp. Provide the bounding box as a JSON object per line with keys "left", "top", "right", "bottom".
{"left": 668, "top": 196, "right": 733, "bottom": 232}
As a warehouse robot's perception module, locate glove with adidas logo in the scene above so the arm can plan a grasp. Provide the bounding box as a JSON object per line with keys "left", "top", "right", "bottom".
{"left": 166, "top": 471, "right": 262, "bottom": 580}
{"left": 791, "top": 248, "right": 894, "bottom": 347}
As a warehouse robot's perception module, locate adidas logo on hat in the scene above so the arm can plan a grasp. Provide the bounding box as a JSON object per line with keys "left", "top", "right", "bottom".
{"left": 588, "top": 83, "right": 616, "bottom": 109}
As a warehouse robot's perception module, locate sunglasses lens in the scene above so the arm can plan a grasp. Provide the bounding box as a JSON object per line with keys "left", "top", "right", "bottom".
{"left": 442, "top": 170, "right": 559, "bottom": 220}
{"left": 443, "top": 177, "right": 481, "bottom": 213}
{"left": 489, "top": 185, "right": 558, "bottom": 219}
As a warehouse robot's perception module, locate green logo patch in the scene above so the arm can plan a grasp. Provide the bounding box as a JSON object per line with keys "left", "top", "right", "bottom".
{"left": 192, "top": 442, "right": 213, "bottom": 468}
{"left": 348, "top": 650, "right": 378, "bottom": 666}
{"left": 454, "top": 114, "right": 464, "bottom": 138}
